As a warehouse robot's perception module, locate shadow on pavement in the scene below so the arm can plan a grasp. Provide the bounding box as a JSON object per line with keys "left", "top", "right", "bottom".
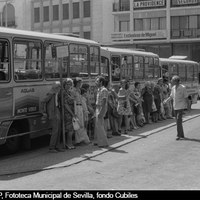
{"left": 0, "top": 107, "right": 199, "bottom": 180}
{"left": 183, "top": 137, "right": 200, "bottom": 143}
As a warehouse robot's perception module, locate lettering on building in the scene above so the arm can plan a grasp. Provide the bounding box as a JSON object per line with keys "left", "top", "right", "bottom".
{"left": 173, "top": 0, "right": 198, "bottom": 6}
{"left": 134, "top": 0, "right": 166, "bottom": 8}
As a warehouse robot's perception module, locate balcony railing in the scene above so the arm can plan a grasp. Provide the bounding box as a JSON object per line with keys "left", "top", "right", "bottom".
{"left": 113, "top": 3, "right": 130, "bottom": 12}
{"left": 171, "top": 28, "right": 200, "bottom": 39}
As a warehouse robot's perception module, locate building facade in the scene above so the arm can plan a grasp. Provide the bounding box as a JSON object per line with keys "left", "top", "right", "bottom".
{"left": 112, "top": 0, "right": 200, "bottom": 62}
{"left": 31, "top": 0, "right": 114, "bottom": 44}
{"left": 1, "top": 0, "right": 200, "bottom": 62}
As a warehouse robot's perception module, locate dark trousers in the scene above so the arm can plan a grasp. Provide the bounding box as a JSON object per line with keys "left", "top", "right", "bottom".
{"left": 174, "top": 109, "right": 184, "bottom": 138}
{"left": 49, "top": 108, "right": 61, "bottom": 149}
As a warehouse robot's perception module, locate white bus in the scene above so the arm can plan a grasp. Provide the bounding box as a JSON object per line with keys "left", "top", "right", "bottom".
{"left": 160, "top": 57, "right": 200, "bottom": 104}
{"left": 100, "top": 46, "right": 161, "bottom": 90}
{"left": 0, "top": 27, "right": 101, "bottom": 153}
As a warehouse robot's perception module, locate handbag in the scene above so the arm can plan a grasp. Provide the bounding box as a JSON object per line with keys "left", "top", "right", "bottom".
{"left": 72, "top": 117, "right": 81, "bottom": 131}
{"left": 152, "top": 100, "right": 157, "bottom": 112}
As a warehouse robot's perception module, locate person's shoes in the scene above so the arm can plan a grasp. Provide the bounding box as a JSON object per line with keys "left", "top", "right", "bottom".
{"left": 112, "top": 132, "right": 121, "bottom": 136}
{"left": 65, "top": 145, "right": 76, "bottom": 150}
{"left": 176, "top": 137, "right": 185, "bottom": 141}
{"left": 133, "top": 126, "right": 139, "bottom": 129}
{"left": 98, "top": 145, "right": 109, "bottom": 148}
{"left": 93, "top": 143, "right": 98, "bottom": 146}
{"left": 124, "top": 131, "right": 128, "bottom": 134}
{"left": 107, "top": 135, "right": 113, "bottom": 138}
{"left": 49, "top": 149, "right": 58, "bottom": 153}
{"left": 167, "top": 116, "right": 173, "bottom": 119}
{"left": 56, "top": 148, "right": 66, "bottom": 152}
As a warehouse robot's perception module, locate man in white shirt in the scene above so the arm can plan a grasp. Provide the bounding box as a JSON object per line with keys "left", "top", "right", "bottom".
{"left": 163, "top": 76, "right": 188, "bottom": 140}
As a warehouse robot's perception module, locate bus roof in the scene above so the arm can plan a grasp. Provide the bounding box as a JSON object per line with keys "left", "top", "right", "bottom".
{"left": 160, "top": 57, "right": 199, "bottom": 65}
{"left": 0, "top": 27, "right": 99, "bottom": 45}
{"left": 101, "top": 46, "right": 159, "bottom": 57}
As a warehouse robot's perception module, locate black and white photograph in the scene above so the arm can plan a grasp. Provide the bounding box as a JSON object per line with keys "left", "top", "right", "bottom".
{"left": 0, "top": 0, "right": 200, "bottom": 197}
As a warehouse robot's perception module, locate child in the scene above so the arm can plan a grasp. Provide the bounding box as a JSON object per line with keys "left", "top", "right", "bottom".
{"left": 41, "top": 82, "right": 65, "bottom": 153}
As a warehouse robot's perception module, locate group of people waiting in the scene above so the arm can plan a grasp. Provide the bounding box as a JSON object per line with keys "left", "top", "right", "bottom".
{"left": 41, "top": 75, "right": 177, "bottom": 153}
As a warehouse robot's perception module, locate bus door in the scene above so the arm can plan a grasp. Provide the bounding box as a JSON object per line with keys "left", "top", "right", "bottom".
{"left": 0, "top": 39, "right": 13, "bottom": 145}
{"left": 0, "top": 39, "right": 12, "bottom": 119}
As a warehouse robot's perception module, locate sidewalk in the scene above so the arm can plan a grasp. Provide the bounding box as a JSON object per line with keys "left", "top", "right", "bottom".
{"left": 0, "top": 106, "right": 200, "bottom": 177}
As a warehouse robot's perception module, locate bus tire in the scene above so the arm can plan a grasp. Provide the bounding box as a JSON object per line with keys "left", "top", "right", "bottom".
{"left": 5, "top": 127, "right": 20, "bottom": 154}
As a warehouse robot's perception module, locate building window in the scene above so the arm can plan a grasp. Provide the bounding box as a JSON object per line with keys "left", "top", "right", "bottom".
{"left": 134, "top": 17, "right": 166, "bottom": 31}
{"left": 53, "top": 5, "right": 59, "bottom": 21}
{"left": 63, "top": 3, "right": 69, "bottom": 20}
{"left": 119, "top": 21, "right": 130, "bottom": 32}
{"left": 83, "top": 1, "right": 90, "bottom": 18}
{"left": 143, "top": 18, "right": 151, "bottom": 30}
{"left": 43, "top": 6, "right": 49, "bottom": 22}
{"left": 73, "top": 2, "right": 80, "bottom": 19}
{"left": 134, "top": 19, "right": 143, "bottom": 31}
{"left": 2, "top": 3, "right": 15, "bottom": 27}
{"left": 189, "top": 16, "right": 197, "bottom": 29}
{"left": 34, "top": 7, "right": 40, "bottom": 23}
{"left": 159, "top": 17, "right": 166, "bottom": 30}
{"left": 84, "top": 31, "right": 91, "bottom": 39}
{"left": 171, "top": 15, "right": 200, "bottom": 38}
{"left": 180, "top": 16, "right": 189, "bottom": 29}
{"left": 151, "top": 18, "right": 159, "bottom": 30}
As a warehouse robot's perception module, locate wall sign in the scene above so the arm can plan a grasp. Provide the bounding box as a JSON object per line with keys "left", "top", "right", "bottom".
{"left": 133, "top": 0, "right": 166, "bottom": 9}
{"left": 111, "top": 30, "right": 167, "bottom": 41}
{"left": 171, "top": 0, "right": 198, "bottom": 6}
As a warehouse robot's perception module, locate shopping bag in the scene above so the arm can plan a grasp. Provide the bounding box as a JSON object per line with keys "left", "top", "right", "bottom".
{"left": 72, "top": 117, "right": 81, "bottom": 131}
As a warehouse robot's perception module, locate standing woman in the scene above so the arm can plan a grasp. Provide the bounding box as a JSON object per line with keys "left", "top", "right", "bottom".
{"left": 117, "top": 80, "right": 132, "bottom": 134}
{"left": 73, "top": 77, "right": 90, "bottom": 145}
{"left": 141, "top": 81, "right": 153, "bottom": 124}
{"left": 62, "top": 78, "right": 76, "bottom": 149}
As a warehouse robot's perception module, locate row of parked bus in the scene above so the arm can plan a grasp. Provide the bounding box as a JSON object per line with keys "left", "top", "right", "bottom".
{"left": 0, "top": 27, "right": 200, "bottom": 153}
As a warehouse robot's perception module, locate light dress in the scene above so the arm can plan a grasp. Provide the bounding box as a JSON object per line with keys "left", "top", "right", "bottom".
{"left": 73, "top": 88, "right": 90, "bottom": 144}
{"left": 117, "top": 88, "right": 132, "bottom": 116}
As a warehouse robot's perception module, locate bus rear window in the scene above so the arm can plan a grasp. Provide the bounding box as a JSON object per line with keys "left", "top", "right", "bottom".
{"left": 14, "top": 39, "right": 42, "bottom": 81}
{"left": 0, "top": 40, "right": 9, "bottom": 82}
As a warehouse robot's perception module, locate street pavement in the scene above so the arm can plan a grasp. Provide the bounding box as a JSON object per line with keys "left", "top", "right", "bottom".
{"left": 0, "top": 103, "right": 200, "bottom": 177}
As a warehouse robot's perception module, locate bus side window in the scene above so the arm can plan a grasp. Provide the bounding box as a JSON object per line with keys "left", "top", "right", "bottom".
{"left": 111, "top": 56, "right": 120, "bottom": 82}
{"left": 44, "top": 42, "right": 61, "bottom": 79}
{"left": 179, "top": 63, "right": 186, "bottom": 82}
{"left": 0, "top": 71, "right": 6, "bottom": 80}
{"left": 134, "top": 56, "right": 144, "bottom": 79}
{"left": 186, "top": 64, "right": 194, "bottom": 82}
{"left": 0, "top": 40, "right": 9, "bottom": 82}
{"left": 14, "top": 40, "right": 42, "bottom": 81}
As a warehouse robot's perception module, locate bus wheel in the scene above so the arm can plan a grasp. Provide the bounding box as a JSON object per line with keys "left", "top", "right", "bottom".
{"left": 6, "top": 127, "right": 20, "bottom": 154}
